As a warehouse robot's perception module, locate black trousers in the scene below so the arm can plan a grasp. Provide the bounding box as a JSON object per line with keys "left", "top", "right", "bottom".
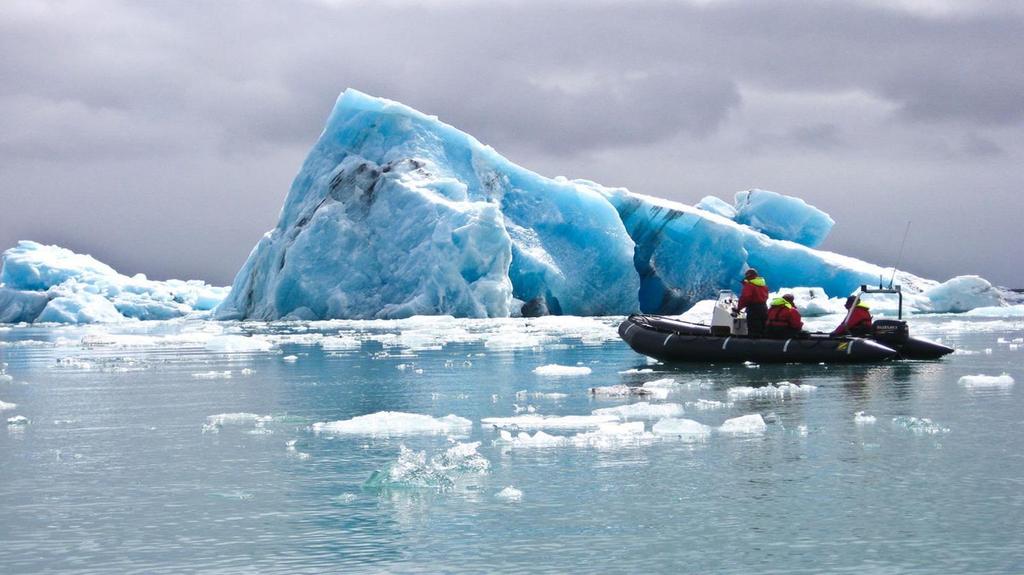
{"left": 746, "top": 303, "right": 768, "bottom": 335}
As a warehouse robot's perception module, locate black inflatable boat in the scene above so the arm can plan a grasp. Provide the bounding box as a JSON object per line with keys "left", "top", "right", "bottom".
{"left": 618, "top": 314, "right": 900, "bottom": 364}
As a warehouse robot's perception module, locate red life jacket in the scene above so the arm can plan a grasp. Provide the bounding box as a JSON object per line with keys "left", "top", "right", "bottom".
{"left": 832, "top": 306, "right": 873, "bottom": 336}
{"left": 737, "top": 277, "right": 769, "bottom": 309}
{"left": 766, "top": 301, "right": 803, "bottom": 330}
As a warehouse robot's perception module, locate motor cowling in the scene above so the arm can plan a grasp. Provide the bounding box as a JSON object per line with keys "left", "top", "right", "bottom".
{"left": 872, "top": 319, "right": 909, "bottom": 345}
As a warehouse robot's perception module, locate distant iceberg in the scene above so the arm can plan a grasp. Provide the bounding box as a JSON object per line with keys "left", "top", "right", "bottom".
{"left": 0, "top": 241, "right": 227, "bottom": 324}
{"left": 215, "top": 89, "right": 1005, "bottom": 320}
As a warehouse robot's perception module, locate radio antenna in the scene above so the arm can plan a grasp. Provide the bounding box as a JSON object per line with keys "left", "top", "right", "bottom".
{"left": 889, "top": 221, "right": 911, "bottom": 289}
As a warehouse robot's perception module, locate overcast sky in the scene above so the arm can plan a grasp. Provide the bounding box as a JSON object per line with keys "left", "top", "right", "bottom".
{"left": 2, "top": 0, "right": 1022, "bottom": 287}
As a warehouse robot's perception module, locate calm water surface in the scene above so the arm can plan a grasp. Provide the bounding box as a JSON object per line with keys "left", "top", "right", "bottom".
{"left": 1, "top": 315, "right": 1022, "bottom": 574}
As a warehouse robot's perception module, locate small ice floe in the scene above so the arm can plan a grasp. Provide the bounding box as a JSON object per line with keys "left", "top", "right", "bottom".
{"left": 205, "top": 335, "right": 275, "bottom": 353}
{"left": 282, "top": 355, "right": 299, "bottom": 362}
{"left": 892, "top": 416, "right": 950, "bottom": 435}
{"left": 639, "top": 378, "right": 678, "bottom": 399}
{"left": 533, "top": 364, "right": 592, "bottom": 377}
{"left": 515, "top": 390, "right": 568, "bottom": 400}
{"left": 619, "top": 368, "right": 653, "bottom": 375}
{"left": 589, "top": 384, "right": 656, "bottom": 398}
{"left": 684, "top": 399, "right": 733, "bottom": 411}
{"left": 651, "top": 418, "right": 712, "bottom": 441}
{"left": 0, "top": 374, "right": 12, "bottom": 383}
{"left": 364, "top": 442, "right": 489, "bottom": 491}
{"left": 0, "top": 400, "right": 17, "bottom": 411}
{"left": 335, "top": 493, "right": 358, "bottom": 503}
{"left": 512, "top": 404, "right": 537, "bottom": 414}
{"left": 286, "top": 439, "right": 311, "bottom": 460}
{"left": 984, "top": 348, "right": 993, "bottom": 355}
{"left": 203, "top": 412, "right": 273, "bottom": 433}
{"left": 718, "top": 414, "right": 767, "bottom": 435}
{"left": 496, "top": 486, "right": 523, "bottom": 502}
{"left": 482, "top": 414, "right": 619, "bottom": 431}
{"left": 319, "top": 335, "right": 361, "bottom": 350}
{"left": 727, "top": 381, "right": 817, "bottom": 400}
{"left": 7, "top": 415, "right": 29, "bottom": 426}
{"left": 854, "top": 411, "right": 877, "bottom": 425}
{"left": 591, "top": 402, "right": 684, "bottom": 421}
{"left": 570, "top": 422, "right": 654, "bottom": 449}
{"left": 312, "top": 411, "right": 472, "bottom": 436}
{"left": 192, "top": 371, "right": 233, "bottom": 379}
{"left": 958, "top": 374, "right": 1015, "bottom": 388}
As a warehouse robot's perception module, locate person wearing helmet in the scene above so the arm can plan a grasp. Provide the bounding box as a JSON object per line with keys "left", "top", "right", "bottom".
{"left": 831, "top": 296, "right": 873, "bottom": 337}
{"left": 735, "top": 269, "right": 769, "bottom": 336}
{"left": 764, "top": 293, "right": 804, "bottom": 338}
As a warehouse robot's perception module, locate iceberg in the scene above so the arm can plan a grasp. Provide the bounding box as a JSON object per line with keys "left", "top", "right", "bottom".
{"left": 0, "top": 241, "right": 229, "bottom": 324}
{"left": 216, "top": 89, "right": 1003, "bottom": 320}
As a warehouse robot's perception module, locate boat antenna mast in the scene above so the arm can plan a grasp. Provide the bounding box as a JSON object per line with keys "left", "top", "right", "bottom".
{"left": 889, "top": 220, "right": 912, "bottom": 289}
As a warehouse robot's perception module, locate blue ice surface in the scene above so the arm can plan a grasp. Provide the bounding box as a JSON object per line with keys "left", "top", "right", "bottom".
{"left": 0, "top": 241, "right": 228, "bottom": 324}
{"left": 215, "top": 89, "right": 939, "bottom": 321}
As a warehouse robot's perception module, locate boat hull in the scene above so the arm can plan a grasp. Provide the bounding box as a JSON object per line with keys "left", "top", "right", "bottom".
{"left": 619, "top": 315, "right": 898, "bottom": 364}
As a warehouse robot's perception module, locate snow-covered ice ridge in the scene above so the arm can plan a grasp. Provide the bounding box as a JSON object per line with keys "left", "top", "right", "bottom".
{"left": 215, "top": 89, "right": 1008, "bottom": 320}
{"left": 0, "top": 241, "right": 228, "bottom": 324}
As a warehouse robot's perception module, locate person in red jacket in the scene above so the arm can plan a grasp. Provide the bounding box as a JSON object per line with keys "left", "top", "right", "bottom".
{"left": 735, "top": 269, "right": 769, "bottom": 335}
{"left": 765, "top": 294, "right": 804, "bottom": 338}
{"left": 831, "top": 296, "right": 873, "bottom": 337}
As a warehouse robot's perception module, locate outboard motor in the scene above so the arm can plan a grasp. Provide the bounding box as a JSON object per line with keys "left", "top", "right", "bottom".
{"left": 711, "top": 290, "right": 747, "bottom": 336}
{"left": 872, "top": 319, "right": 909, "bottom": 347}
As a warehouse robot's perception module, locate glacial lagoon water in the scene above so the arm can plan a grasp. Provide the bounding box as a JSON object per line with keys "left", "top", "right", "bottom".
{"left": 1, "top": 314, "right": 1022, "bottom": 574}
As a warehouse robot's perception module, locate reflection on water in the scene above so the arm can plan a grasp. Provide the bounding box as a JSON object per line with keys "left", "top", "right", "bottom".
{"left": 0, "top": 315, "right": 1022, "bottom": 573}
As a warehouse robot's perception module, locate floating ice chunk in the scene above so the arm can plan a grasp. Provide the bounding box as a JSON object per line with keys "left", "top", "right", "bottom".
{"left": 192, "top": 371, "right": 233, "bottom": 379}
{"left": 533, "top": 364, "right": 592, "bottom": 376}
{"left": 282, "top": 355, "right": 299, "bottom": 362}
{"left": 36, "top": 292, "right": 124, "bottom": 324}
{"left": 958, "top": 374, "right": 1015, "bottom": 388}
{"left": 0, "top": 400, "right": 17, "bottom": 411}
{"left": 651, "top": 418, "right": 713, "bottom": 440}
{"left": 205, "top": 335, "right": 275, "bottom": 353}
{"left": 685, "top": 399, "right": 734, "bottom": 411}
{"left": 335, "top": 493, "right": 358, "bottom": 503}
{"left": 319, "top": 335, "right": 361, "bottom": 350}
{"left": 482, "top": 414, "right": 619, "bottom": 430}
{"left": 589, "top": 384, "right": 657, "bottom": 398}
{"left": 495, "top": 428, "right": 568, "bottom": 447}
{"left": 592, "top": 402, "right": 684, "bottom": 421}
{"left": 312, "top": 411, "right": 472, "bottom": 436}
{"left": 727, "top": 382, "right": 817, "bottom": 400}
{"left": 364, "top": 442, "right": 489, "bottom": 490}
{"left": 854, "top": 411, "right": 877, "bottom": 425}
{"left": 203, "top": 412, "right": 273, "bottom": 433}
{"left": 7, "top": 415, "right": 29, "bottom": 426}
{"left": 618, "top": 368, "right": 654, "bottom": 375}
{"left": 516, "top": 390, "right": 568, "bottom": 400}
{"left": 719, "top": 414, "right": 767, "bottom": 435}
{"left": 496, "top": 486, "right": 523, "bottom": 502}
{"left": 0, "top": 374, "right": 12, "bottom": 383}
{"left": 641, "top": 378, "right": 678, "bottom": 388}
{"left": 923, "top": 276, "right": 1005, "bottom": 313}
{"left": 965, "top": 304, "right": 1024, "bottom": 318}
{"left": 569, "top": 421, "right": 654, "bottom": 448}
{"left": 892, "top": 416, "right": 949, "bottom": 434}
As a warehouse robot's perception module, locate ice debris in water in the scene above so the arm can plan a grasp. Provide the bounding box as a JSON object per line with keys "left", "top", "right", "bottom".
{"left": 364, "top": 442, "right": 489, "bottom": 490}
{"left": 282, "top": 355, "right": 299, "bottom": 362}
{"left": 496, "top": 486, "right": 523, "bottom": 502}
{"left": 482, "top": 414, "right": 620, "bottom": 430}
{"left": 203, "top": 413, "right": 273, "bottom": 433}
{"left": 495, "top": 422, "right": 654, "bottom": 449}
{"left": 727, "top": 381, "right": 817, "bottom": 400}
{"left": 589, "top": 384, "right": 659, "bottom": 398}
{"left": 719, "top": 414, "right": 768, "bottom": 435}
{"left": 204, "top": 335, "right": 275, "bottom": 353}
{"left": 312, "top": 411, "right": 472, "bottom": 436}
{"left": 7, "top": 415, "right": 29, "bottom": 426}
{"left": 516, "top": 390, "right": 568, "bottom": 400}
{"left": 958, "top": 374, "right": 1015, "bottom": 388}
{"left": 1, "top": 400, "right": 17, "bottom": 411}
{"left": 533, "top": 364, "right": 592, "bottom": 377}
{"left": 192, "top": 371, "right": 233, "bottom": 379}
{"left": 592, "top": 402, "right": 684, "bottom": 421}
{"left": 685, "top": 399, "right": 733, "bottom": 411}
{"left": 892, "top": 416, "right": 950, "bottom": 435}
{"left": 651, "top": 418, "right": 713, "bottom": 440}
{"left": 854, "top": 411, "right": 877, "bottom": 425}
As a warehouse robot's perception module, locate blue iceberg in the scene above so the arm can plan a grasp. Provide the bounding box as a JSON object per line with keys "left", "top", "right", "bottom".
{"left": 217, "top": 89, "right": 982, "bottom": 321}
{"left": 0, "top": 241, "right": 228, "bottom": 323}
